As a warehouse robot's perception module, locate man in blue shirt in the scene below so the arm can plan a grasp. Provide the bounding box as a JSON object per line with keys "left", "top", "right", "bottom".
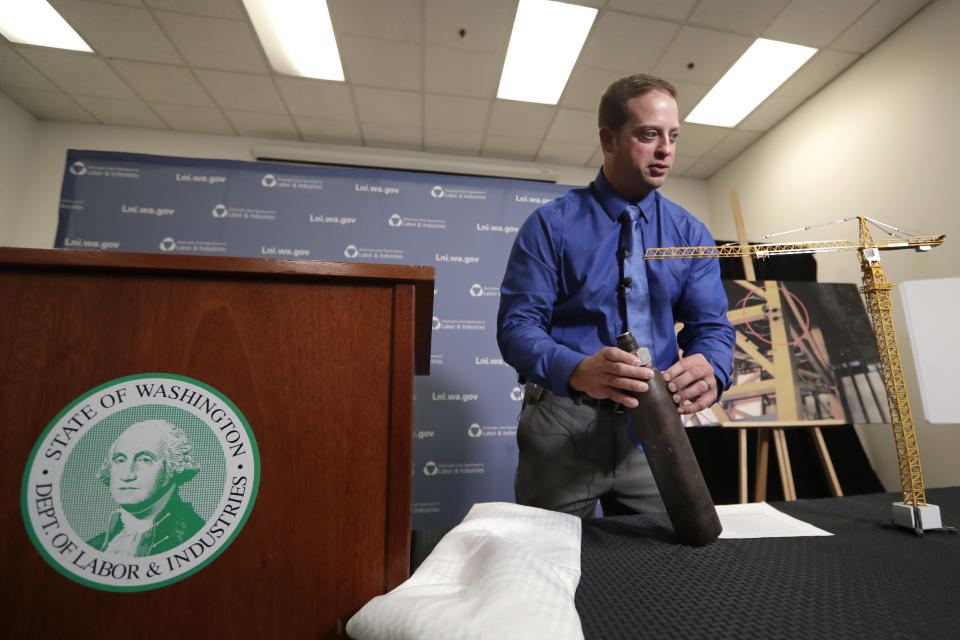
{"left": 497, "top": 74, "right": 735, "bottom": 517}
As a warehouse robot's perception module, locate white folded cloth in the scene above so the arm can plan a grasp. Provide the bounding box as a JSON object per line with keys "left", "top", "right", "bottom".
{"left": 346, "top": 502, "right": 584, "bottom": 640}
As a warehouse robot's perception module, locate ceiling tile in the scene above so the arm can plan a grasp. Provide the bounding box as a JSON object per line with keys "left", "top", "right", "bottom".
{"left": 738, "top": 48, "right": 859, "bottom": 131}
{"left": 154, "top": 11, "right": 267, "bottom": 73}
{"left": 425, "top": 45, "right": 501, "bottom": 98}
{"left": 424, "top": 129, "right": 483, "bottom": 156}
{"left": 480, "top": 135, "right": 540, "bottom": 162}
{"left": 111, "top": 60, "right": 213, "bottom": 106}
{"left": 425, "top": 0, "right": 514, "bottom": 53}
{"left": 560, "top": 66, "right": 623, "bottom": 112}
{"left": 224, "top": 109, "right": 299, "bottom": 139}
{"left": 687, "top": 0, "right": 789, "bottom": 36}
{"left": 1, "top": 87, "right": 96, "bottom": 122}
{"left": 49, "top": 1, "right": 181, "bottom": 64}
{"left": 653, "top": 26, "right": 753, "bottom": 85}
{"left": 605, "top": 0, "right": 699, "bottom": 22}
{"left": 424, "top": 94, "right": 490, "bottom": 133}
{"left": 669, "top": 78, "right": 711, "bottom": 121}
{"left": 151, "top": 103, "right": 235, "bottom": 134}
{"left": 830, "top": 0, "right": 930, "bottom": 53}
{"left": 763, "top": 0, "right": 876, "bottom": 48}
{"left": 670, "top": 154, "right": 698, "bottom": 175}
{"left": 353, "top": 86, "right": 421, "bottom": 127}
{"left": 579, "top": 12, "right": 680, "bottom": 74}
{"left": 536, "top": 140, "right": 596, "bottom": 166}
{"left": 339, "top": 36, "right": 421, "bottom": 91}
{"left": 704, "top": 129, "right": 762, "bottom": 161}
{"left": 293, "top": 114, "right": 362, "bottom": 146}
{"left": 361, "top": 123, "right": 423, "bottom": 151}
{"left": 276, "top": 78, "right": 355, "bottom": 119}
{"left": 72, "top": 95, "right": 168, "bottom": 129}
{"left": 0, "top": 47, "right": 58, "bottom": 90}
{"left": 144, "top": 0, "right": 246, "bottom": 20}
{"left": 683, "top": 155, "right": 727, "bottom": 179}
{"left": 15, "top": 48, "right": 136, "bottom": 98}
{"left": 194, "top": 69, "right": 286, "bottom": 113}
{"left": 545, "top": 109, "right": 598, "bottom": 145}
{"left": 487, "top": 100, "right": 555, "bottom": 139}
{"left": 587, "top": 146, "right": 603, "bottom": 168}
{"left": 674, "top": 122, "right": 728, "bottom": 156}
{"left": 329, "top": 0, "right": 421, "bottom": 42}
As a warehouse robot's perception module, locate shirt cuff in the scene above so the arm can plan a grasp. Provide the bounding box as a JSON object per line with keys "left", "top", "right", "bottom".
{"left": 545, "top": 348, "right": 587, "bottom": 398}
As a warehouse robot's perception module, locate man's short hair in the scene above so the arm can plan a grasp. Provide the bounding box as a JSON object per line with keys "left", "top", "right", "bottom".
{"left": 96, "top": 420, "right": 200, "bottom": 487}
{"left": 598, "top": 74, "right": 678, "bottom": 132}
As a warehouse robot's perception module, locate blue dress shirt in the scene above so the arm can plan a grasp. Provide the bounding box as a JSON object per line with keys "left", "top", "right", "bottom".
{"left": 497, "top": 170, "right": 735, "bottom": 399}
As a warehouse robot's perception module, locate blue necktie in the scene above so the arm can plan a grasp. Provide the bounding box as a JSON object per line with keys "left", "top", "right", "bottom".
{"left": 620, "top": 205, "right": 656, "bottom": 357}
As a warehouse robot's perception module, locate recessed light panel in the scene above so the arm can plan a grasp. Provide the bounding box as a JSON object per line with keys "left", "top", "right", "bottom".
{"left": 686, "top": 38, "right": 817, "bottom": 128}
{"left": 497, "top": 0, "right": 597, "bottom": 105}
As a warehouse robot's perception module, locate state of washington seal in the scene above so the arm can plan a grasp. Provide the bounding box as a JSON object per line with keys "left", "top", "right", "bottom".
{"left": 21, "top": 374, "right": 259, "bottom": 592}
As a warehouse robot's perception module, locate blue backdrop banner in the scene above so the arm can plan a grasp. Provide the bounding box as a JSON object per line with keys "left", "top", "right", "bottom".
{"left": 55, "top": 148, "right": 572, "bottom": 529}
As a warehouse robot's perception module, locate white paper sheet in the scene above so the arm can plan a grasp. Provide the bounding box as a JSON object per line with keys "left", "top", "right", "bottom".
{"left": 716, "top": 502, "right": 833, "bottom": 538}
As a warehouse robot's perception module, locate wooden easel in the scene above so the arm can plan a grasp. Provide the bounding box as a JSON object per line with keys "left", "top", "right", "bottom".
{"left": 727, "top": 190, "right": 844, "bottom": 503}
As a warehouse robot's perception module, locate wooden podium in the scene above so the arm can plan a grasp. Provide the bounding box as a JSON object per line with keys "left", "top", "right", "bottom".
{"left": 0, "top": 248, "right": 433, "bottom": 638}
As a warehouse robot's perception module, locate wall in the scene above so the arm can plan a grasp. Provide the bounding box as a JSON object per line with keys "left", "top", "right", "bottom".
{"left": 0, "top": 91, "right": 37, "bottom": 243}
{"left": 4, "top": 121, "right": 711, "bottom": 249}
{"left": 707, "top": 0, "right": 959, "bottom": 492}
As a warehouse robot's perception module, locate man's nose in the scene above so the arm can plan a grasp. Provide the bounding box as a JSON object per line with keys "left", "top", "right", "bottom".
{"left": 120, "top": 460, "right": 137, "bottom": 480}
{"left": 656, "top": 138, "right": 674, "bottom": 158}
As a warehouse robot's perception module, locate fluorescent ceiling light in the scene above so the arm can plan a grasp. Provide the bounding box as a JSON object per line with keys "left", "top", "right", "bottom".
{"left": 497, "top": 0, "right": 597, "bottom": 105}
{"left": 242, "top": 0, "right": 344, "bottom": 81}
{"left": 686, "top": 38, "right": 817, "bottom": 128}
{"left": 0, "top": 0, "right": 92, "bottom": 52}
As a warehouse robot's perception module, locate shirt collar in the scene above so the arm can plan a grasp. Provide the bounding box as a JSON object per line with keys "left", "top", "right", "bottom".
{"left": 592, "top": 169, "right": 659, "bottom": 223}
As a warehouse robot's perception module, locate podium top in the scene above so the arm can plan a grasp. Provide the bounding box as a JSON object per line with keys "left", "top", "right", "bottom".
{"left": 1, "top": 247, "right": 436, "bottom": 374}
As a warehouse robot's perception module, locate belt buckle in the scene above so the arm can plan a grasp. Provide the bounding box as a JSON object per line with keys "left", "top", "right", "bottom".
{"left": 523, "top": 382, "right": 544, "bottom": 402}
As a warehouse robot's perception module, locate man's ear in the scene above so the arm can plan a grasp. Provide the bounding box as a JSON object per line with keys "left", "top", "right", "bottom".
{"left": 599, "top": 126, "right": 616, "bottom": 153}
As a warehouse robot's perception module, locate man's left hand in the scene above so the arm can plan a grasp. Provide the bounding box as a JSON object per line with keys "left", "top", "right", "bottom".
{"left": 661, "top": 353, "right": 717, "bottom": 415}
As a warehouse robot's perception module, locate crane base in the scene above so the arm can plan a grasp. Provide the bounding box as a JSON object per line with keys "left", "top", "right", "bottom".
{"left": 889, "top": 502, "right": 957, "bottom": 536}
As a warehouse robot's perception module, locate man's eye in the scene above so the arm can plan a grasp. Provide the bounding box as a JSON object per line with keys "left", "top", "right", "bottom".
{"left": 112, "top": 454, "right": 126, "bottom": 464}
{"left": 135, "top": 453, "right": 156, "bottom": 464}
{"left": 642, "top": 131, "right": 657, "bottom": 140}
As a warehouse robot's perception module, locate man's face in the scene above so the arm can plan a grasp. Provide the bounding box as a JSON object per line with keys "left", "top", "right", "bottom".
{"left": 600, "top": 90, "right": 680, "bottom": 201}
{"left": 108, "top": 422, "right": 170, "bottom": 509}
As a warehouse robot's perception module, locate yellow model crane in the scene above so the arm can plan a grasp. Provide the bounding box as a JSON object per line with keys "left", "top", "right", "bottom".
{"left": 646, "top": 216, "right": 949, "bottom": 533}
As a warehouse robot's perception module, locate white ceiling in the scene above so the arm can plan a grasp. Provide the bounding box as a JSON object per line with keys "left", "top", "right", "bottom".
{"left": 0, "top": 0, "right": 931, "bottom": 179}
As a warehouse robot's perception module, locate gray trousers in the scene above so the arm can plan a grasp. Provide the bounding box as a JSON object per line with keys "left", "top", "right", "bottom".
{"left": 515, "top": 389, "right": 666, "bottom": 518}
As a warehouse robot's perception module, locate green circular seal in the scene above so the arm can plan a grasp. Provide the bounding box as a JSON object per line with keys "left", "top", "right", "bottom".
{"left": 21, "top": 374, "right": 260, "bottom": 592}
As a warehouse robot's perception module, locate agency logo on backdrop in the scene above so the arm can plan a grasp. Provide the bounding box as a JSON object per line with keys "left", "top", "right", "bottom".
{"left": 65, "top": 161, "right": 140, "bottom": 179}
{"left": 468, "top": 283, "right": 499, "bottom": 297}
{"left": 421, "top": 460, "right": 485, "bottom": 476}
{"left": 428, "top": 184, "right": 487, "bottom": 201}
{"left": 21, "top": 374, "right": 259, "bottom": 592}
{"left": 510, "top": 386, "right": 524, "bottom": 402}
{"left": 69, "top": 161, "right": 87, "bottom": 176}
{"left": 157, "top": 237, "right": 227, "bottom": 254}
{"left": 212, "top": 204, "right": 228, "bottom": 218}
{"left": 432, "top": 317, "right": 486, "bottom": 331}
{"left": 342, "top": 244, "right": 404, "bottom": 261}
{"left": 388, "top": 213, "right": 446, "bottom": 230}
{"left": 259, "top": 173, "right": 323, "bottom": 191}
{"left": 468, "top": 423, "right": 516, "bottom": 438}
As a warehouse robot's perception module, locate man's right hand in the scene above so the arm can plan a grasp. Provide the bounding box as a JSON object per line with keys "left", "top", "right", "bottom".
{"left": 569, "top": 346, "right": 653, "bottom": 408}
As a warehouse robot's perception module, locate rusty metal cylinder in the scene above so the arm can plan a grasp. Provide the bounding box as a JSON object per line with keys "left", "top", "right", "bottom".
{"left": 617, "top": 332, "right": 722, "bottom": 546}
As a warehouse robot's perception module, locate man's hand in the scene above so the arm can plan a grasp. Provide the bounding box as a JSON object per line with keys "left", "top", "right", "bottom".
{"left": 662, "top": 353, "right": 718, "bottom": 415}
{"left": 569, "top": 347, "right": 654, "bottom": 408}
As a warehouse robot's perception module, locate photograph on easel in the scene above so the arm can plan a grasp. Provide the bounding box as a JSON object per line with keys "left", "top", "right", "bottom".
{"left": 685, "top": 280, "right": 889, "bottom": 427}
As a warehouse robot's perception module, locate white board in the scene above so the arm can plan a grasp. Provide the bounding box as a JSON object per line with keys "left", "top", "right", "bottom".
{"left": 899, "top": 277, "right": 960, "bottom": 423}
